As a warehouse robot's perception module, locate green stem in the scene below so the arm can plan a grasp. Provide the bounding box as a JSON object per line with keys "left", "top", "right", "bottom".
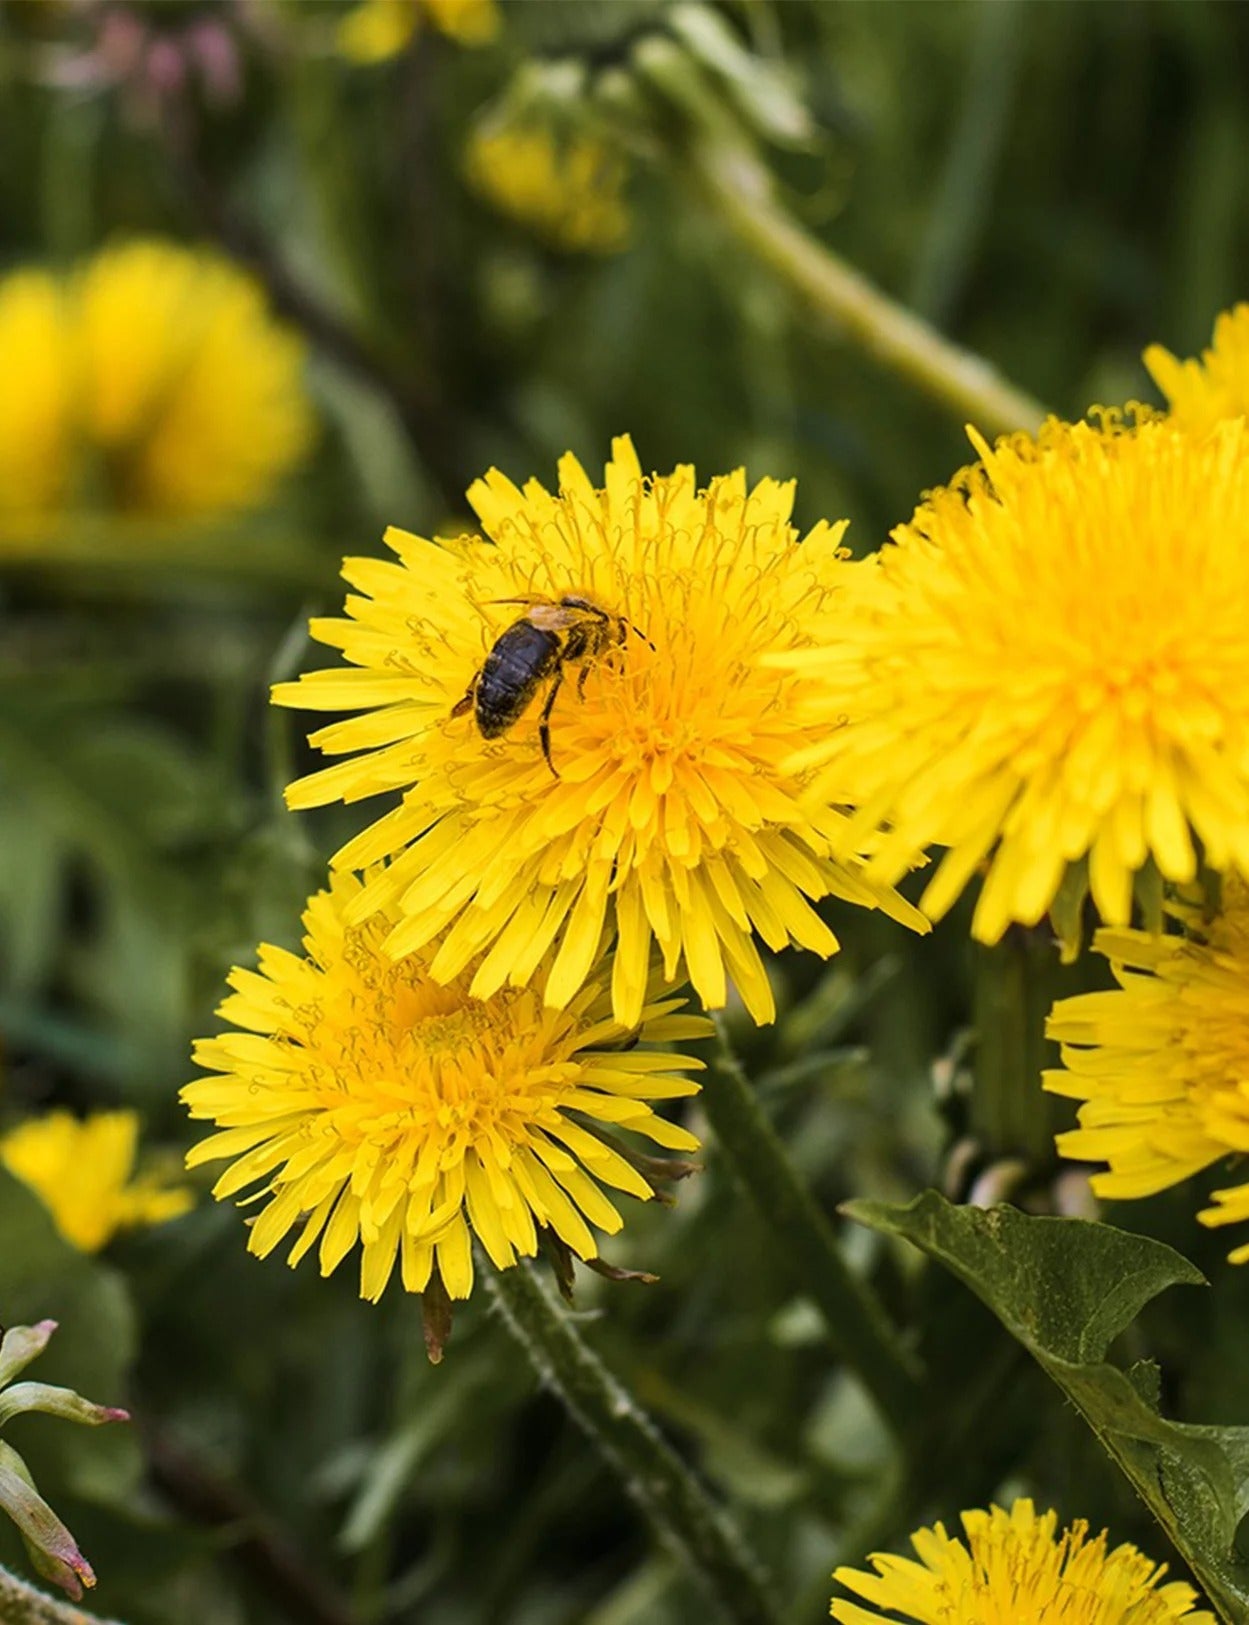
{"left": 706, "top": 1020, "right": 924, "bottom": 1440}
{"left": 971, "top": 929, "right": 1061, "bottom": 1166}
{"left": 485, "top": 1262, "right": 779, "bottom": 1625}
{"left": 0, "top": 1565, "right": 125, "bottom": 1625}
{"left": 685, "top": 134, "right": 1048, "bottom": 439}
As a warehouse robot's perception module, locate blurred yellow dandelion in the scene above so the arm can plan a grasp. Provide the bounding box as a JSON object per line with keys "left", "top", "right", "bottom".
{"left": 338, "top": 0, "right": 499, "bottom": 62}
{"left": 831, "top": 1498, "right": 1212, "bottom": 1624}
{"left": 275, "top": 436, "right": 927, "bottom": 1028}
{"left": 466, "top": 122, "right": 631, "bottom": 254}
{"left": 0, "top": 240, "right": 312, "bottom": 528}
{"left": 786, "top": 413, "right": 1249, "bottom": 942}
{"left": 183, "top": 870, "right": 707, "bottom": 1304}
{"left": 1145, "top": 304, "right": 1249, "bottom": 432}
{"left": 75, "top": 240, "right": 314, "bottom": 519}
{"left": 0, "top": 271, "right": 75, "bottom": 518}
{"left": 0, "top": 1110, "right": 192, "bottom": 1254}
{"left": 1047, "top": 880, "right": 1249, "bottom": 1261}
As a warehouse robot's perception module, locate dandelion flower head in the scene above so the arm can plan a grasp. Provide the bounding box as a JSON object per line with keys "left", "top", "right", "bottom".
{"left": 183, "top": 870, "right": 707, "bottom": 1305}
{"left": 831, "top": 1498, "right": 1212, "bottom": 1625}
{"left": 790, "top": 413, "right": 1249, "bottom": 943}
{"left": 0, "top": 240, "right": 312, "bottom": 527}
{"left": 1047, "top": 878, "right": 1249, "bottom": 1261}
{"left": 466, "top": 121, "right": 631, "bottom": 254}
{"left": 276, "top": 436, "right": 927, "bottom": 1028}
{"left": 1145, "top": 304, "right": 1249, "bottom": 433}
{"left": 0, "top": 1109, "right": 192, "bottom": 1254}
{"left": 75, "top": 240, "right": 314, "bottom": 519}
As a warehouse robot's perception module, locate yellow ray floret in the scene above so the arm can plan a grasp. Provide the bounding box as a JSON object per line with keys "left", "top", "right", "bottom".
{"left": 274, "top": 436, "right": 927, "bottom": 1027}
{"left": 183, "top": 870, "right": 708, "bottom": 1305}
{"left": 0, "top": 1110, "right": 192, "bottom": 1254}
{"left": 1046, "top": 879, "right": 1249, "bottom": 1262}
{"left": 1145, "top": 303, "right": 1249, "bottom": 433}
{"left": 465, "top": 122, "right": 631, "bottom": 254}
{"left": 785, "top": 412, "right": 1249, "bottom": 943}
{"left": 831, "top": 1498, "right": 1211, "bottom": 1625}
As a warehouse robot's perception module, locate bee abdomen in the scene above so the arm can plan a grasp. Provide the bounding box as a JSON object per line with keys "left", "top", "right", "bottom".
{"left": 475, "top": 623, "right": 560, "bottom": 737}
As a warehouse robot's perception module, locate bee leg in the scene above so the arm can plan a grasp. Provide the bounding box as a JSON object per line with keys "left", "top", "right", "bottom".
{"left": 450, "top": 672, "right": 478, "bottom": 719}
{"left": 623, "top": 618, "right": 656, "bottom": 652}
{"left": 538, "top": 667, "right": 565, "bottom": 778}
{"left": 577, "top": 663, "right": 591, "bottom": 700}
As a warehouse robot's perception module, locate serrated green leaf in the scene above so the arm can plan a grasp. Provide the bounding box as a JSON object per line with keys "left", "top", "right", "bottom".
{"left": 845, "top": 1191, "right": 1249, "bottom": 1622}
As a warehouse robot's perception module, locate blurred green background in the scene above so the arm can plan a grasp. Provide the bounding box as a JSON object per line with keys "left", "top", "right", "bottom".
{"left": 0, "top": 2, "right": 1247, "bottom": 1621}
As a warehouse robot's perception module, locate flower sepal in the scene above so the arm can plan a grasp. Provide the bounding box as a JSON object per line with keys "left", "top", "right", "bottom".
{"left": 0, "top": 1320, "right": 57, "bottom": 1389}
{"left": 0, "top": 1321, "right": 129, "bottom": 1598}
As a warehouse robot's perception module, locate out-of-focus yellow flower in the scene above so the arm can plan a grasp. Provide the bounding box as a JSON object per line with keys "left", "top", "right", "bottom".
{"left": 831, "top": 1498, "right": 1212, "bottom": 1624}
{"left": 0, "top": 1109, "right": 192, "bottom": 1254}
{"left": 0, "top": 272, "right": 75, "bottom": 518}
{"left": 74, "top": 241, "right": 314, "bottom": 519}
{"left": 184, "top": 870, "right": 707, "bottom": 1305}
{"left": 785, "top": 413, "right": 1249, "bottom": 943}
{"left": 1145, "top": 304, "right": 1249, "bottom": 432}
{"left": 1047, "top": 880, "right": 1249, "bottom": 1262}
{"left": 0, "top": 240, "right": 313, "bottom": 527}
{"left": 338, "top": 0, "right": 499, "bottom": 63}
{"left": 274, "top": 436, "right": 927, "bottom": 1029}
{"left": 466, "top": 122, "right": 631, "bottom": 254}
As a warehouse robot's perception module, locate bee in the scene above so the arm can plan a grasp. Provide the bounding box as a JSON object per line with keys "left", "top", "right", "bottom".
{"left": 451, "top": 594, "right": 648, "bottom": 774}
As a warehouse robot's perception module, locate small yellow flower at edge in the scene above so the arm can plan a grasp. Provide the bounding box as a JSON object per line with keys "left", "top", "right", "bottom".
{"left": 1047, "top": 877, "right": 1249, "bottom": 1263}
{"left": 184, "top": 869, "right": 709, "bottom": 1306}
{"left": 338, "top": 0, "right": 499, "bottom": 64}
{"left": 831, "top": 1498, "right": 1212, "bottom": 1625}
{"left": 273, "top": 435, "right": 928, "bottom": 1030}
{"left": 1145, "top": 302, "right": 1249, "bottom": 433}
{"left": 0, "top": 271, "right": 75, "bottom": 517}
{"left": 0, "top": 1109, "right": 192, "bottom": 1254}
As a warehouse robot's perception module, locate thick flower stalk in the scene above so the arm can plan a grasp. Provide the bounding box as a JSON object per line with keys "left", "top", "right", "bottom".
{"left": 1145, "top": 303, "right": 1249, "bottom": 432}
{"left": 0, "top": 1321, "right": 129, "bottom": 1601}
{"left": 276, "top": 436, "right": 927, "bottom": 1027}
{"left": 0, "top": 1110, "right": 192, "bottom": 1254}
{"left": 183, "top": 870, "right": 707, "bottom": 1308}
{"left": 0, "top": 240, "right": 313, "bottom": 527}
{"left": 785, "top": 412, "right": 1249, "bottom": 942}
{"left": 831, "top": 1498, "right": 1212, "bottom": 1624}
{"left": 465, "top": 121, "right": 631, "bottom": 254}
{"left": 1046, "top": 881, "right": 1249, "bottom": 1261}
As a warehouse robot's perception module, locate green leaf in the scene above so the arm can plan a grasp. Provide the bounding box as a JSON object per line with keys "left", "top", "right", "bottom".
{"left": 845, "top": 1191, "right": 1249, "bottom": 1622}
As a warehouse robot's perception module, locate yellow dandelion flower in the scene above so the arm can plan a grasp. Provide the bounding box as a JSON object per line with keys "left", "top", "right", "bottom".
{"left": 831, "top": 1498, "right": 1212, "bottom": 1625}
{"left": 465, "top": 122, "right": 631, "bottom": 254}
{"left": 1145, "top": 304, "right": 1249, "bottom": 432}
{"left": 0, "top": 270, "right": 75, "bottom": 517}
{"left": 788, "top": 413, "right": 1249, "bottom": 944}
{"left": 274, "top": 436, "right": 927, "bottom": 1028}
{"left": 182, "top": 870, "right": 708, "bottom": 1304}
{"left": 338, "top": 0, "right": 498, "bottom": 63}
{"left": 75, "top": 240, "right": 314, "bottom": 519}
{"left": 0, "top": 1110, "right": 192, "bottom": 1254}
{"left": 1046, "top": 880, "right": 1249, "bottom": 1261}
